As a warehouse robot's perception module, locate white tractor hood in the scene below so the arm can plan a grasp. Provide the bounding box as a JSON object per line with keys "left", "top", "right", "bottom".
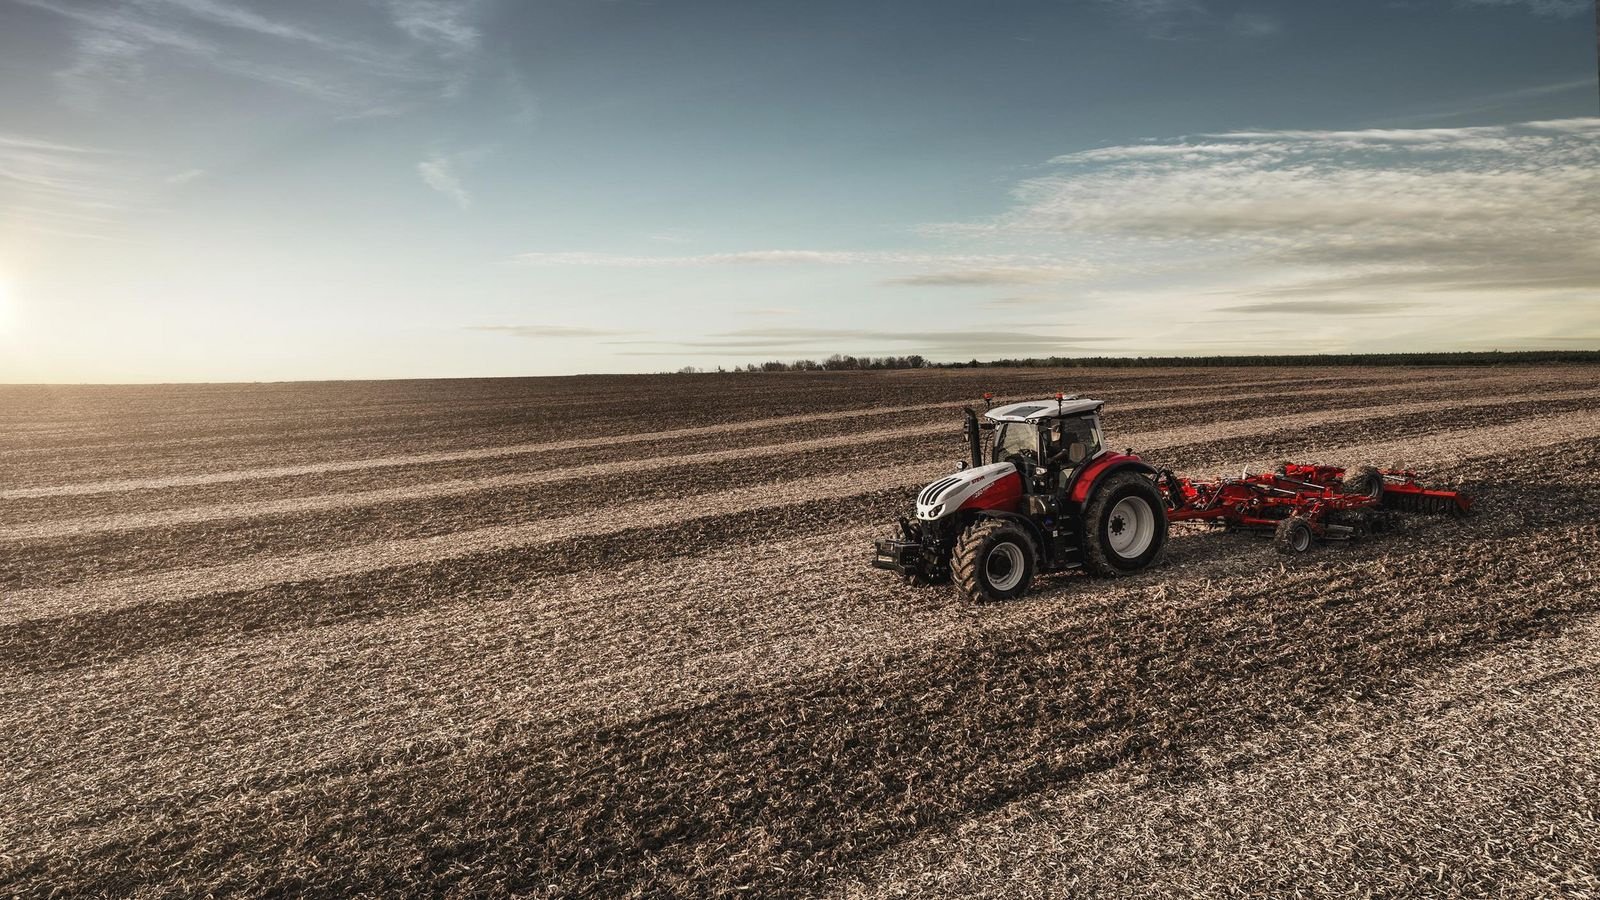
{"left": 914, "top": 462, "right": 1016, "bottom": 521}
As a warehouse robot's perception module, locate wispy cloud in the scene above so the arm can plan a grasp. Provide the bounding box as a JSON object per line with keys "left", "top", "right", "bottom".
{"left": 1228, "top": 12, "right": 1280, "bottom": 36}
{"left": 947, "top": 118, "right": 1600, "bottom": 318}
{"left": 511, "top": 250, "right": 1083, "bottom": 277}
{"left": 469, "top": 325, "right": 635, "bottom": 338}
{"left": 383, "top": 0, "right": 481, "bottom": 55}
{"left": 883, "top": 266, "right": 1083, "bottom": 287}
{"left": 1462, "top": 0, "right": 1591, "bottom": 16}
{"left": 417, "top": 155, "right": 469, "bottom": 207}
{"left": 0, "top": 131, "right": 136, "bottom": 240}
{"left": 1217, "top": 299, "right": 1427, "bottom": 316}
{"left": 610, "top": 326, "right": 1110, "bottom": 359}
{"left": 1095, "top": 0, "right": 1205, "bottom": 37}
{"left": 16, "top": 0, "right": 486, "bottom": 112}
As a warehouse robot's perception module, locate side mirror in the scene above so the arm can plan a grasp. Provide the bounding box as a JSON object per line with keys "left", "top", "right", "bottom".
{"left": 955, "top": 460, "right": 969, "bottom": 471}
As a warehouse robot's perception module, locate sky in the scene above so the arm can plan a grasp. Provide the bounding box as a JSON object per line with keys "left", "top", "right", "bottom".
{"left": 0, "top": 0, "right": 1596, "bottom": 382}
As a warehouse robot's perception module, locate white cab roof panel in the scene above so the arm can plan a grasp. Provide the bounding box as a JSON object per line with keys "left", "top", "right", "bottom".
{"left": 984, "top": 397, "right": 1104, "bottom": 423}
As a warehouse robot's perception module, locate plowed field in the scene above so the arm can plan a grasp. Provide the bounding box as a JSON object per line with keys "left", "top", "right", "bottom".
{"left": 3, "top": 367, "right": 1598, "bottom": 898}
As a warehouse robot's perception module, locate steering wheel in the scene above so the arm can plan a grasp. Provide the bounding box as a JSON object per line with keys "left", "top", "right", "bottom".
{"left": 1004, "top": 449, "right": 1038, "bottom": 467}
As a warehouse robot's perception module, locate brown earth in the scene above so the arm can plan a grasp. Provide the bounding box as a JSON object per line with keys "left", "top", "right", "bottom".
{"left": 1, "top": 366, "right": 1597, "bottom": 898}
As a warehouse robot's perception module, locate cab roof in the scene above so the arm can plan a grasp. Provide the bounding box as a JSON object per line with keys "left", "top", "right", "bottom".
{"left": 984, "top": 397, "right": 1104, "bottom": 423}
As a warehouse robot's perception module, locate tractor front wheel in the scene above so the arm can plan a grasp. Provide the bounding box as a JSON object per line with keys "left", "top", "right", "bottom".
{"left": 1083, "top": 472, "right": 1169, "bottom": 577}
{"left": 952, "top": 519, "right": 1036, "bottom": 603}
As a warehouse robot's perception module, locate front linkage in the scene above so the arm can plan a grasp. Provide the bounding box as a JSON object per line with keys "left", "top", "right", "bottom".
{"left": 873, "top": 516, "right": 959, "bottom": 585}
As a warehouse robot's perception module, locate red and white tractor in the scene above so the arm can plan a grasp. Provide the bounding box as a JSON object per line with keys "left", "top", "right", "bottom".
{"left": 873, "top": 394, "right": 1470, "bottom": 602}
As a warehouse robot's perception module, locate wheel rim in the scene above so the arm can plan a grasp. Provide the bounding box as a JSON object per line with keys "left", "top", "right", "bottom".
{"left": 1107, "top": 496, "right": 1155, "bottom": 559}
{"left": 1293, "top": 526, "right": 1311, "bottom": 552}
{"left": 985, "top": 542, "right": 1026, "bottom": 591}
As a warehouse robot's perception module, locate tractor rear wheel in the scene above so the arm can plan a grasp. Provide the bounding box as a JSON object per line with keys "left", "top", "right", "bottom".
{"left": 952, "top": 518, "right": 1036, "bottom": 603}
{"left": 1274, "top": 516, "right": 1314, "bottom": 554}
{"left": 1082, "top": 471, "right": 1168, "bottom": 577}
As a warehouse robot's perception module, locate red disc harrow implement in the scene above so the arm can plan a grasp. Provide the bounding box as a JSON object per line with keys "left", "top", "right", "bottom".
{"left": 1160, "top": 463, "right": 1472, "bottom": 554}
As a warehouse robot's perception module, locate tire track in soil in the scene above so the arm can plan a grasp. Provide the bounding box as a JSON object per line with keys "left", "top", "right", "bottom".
{"left": 6, "top": 408, "right": 1600, "bottom": 672}
{"left": 3, "top": 374, "right": 1573, "bottom": 534}
{"left": 0, "top": 370, "right": 1421, "bottom": 451}
{"left": 6, "top": 371, "right": 1580, "bottom": 498}
{"left": 5, "top": 395, "right": 1597, "bottom": 602}
{"left": 5, "top": 441, "right": 1596, "bottom": 876}
{"left": 5, "top": 393, "right": 1595, "bottom": 591}
{"left": 8, "top": 519, "right": 1595, "bottom": 899}
{"left": 0, "top": 371, "right": 1566, "bottom": 525}
{"left": 0, "top": 372, "right": 1373, "bottom": 491}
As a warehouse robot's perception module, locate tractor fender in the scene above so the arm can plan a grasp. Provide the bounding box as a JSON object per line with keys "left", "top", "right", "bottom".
{"left": 1068, "top": 454, "right": 1159, "bottom": 506}
{"left": 965, "top": 509, "right": 1052, "bottom": 565}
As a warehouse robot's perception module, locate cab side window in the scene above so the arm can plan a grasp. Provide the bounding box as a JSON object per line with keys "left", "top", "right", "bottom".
{"left": 1056, "top": 418, "right": 1102, "bottom": 466}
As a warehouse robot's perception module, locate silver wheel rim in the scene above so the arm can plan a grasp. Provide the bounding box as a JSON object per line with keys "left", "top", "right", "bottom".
{"left": 1107, "top": 496, "right": 1155, "bottom": 559}
{"left": 1293, "top": 526, "right": 1311, "bottom": 552}
{"left": 985, "top": 542, "right": 1026, "bottom": 592}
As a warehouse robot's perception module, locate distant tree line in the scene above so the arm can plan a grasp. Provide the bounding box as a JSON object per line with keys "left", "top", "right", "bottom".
{"left": 675, "top": 354, "right": 928, "bottom": 374}
{"left": 671, "top": 349, "right": 1599, "bottom": 374}
{"left": 933, "top": 350, "right": 1600, "bottom": 368}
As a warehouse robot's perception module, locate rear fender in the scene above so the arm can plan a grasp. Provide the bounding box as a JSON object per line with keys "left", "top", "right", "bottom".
{"left": 1067, "top": 453, "right": 1158, "bottom": 506}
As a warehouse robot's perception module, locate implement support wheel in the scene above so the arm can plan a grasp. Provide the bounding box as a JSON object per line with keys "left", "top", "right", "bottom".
{"left": 1274, "top": 516, "right": 1314, "bottom": 555}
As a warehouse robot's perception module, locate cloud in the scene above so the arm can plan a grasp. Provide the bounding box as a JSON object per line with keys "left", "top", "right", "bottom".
{"left": 611, "top": 326, "right": 1111, "bottom": 359}
{"left": 514, "top": 250, "right": 904, "bottom": 266}
{"left": 417, "top": 155, "right": 469, "bottom": 207}
{"left": 982, "top": 296, "right": 1056, "bottom": 308}
{"left": 16, "top": 0, "right": 485, "bottom": 112}
{"left": 1094, "top": 0, "right": 1206, "bottom": 37}
{"left": 1462, "top": 0, "right": 1590, "bottom": 16}
{"left": 383, "top": 0, "right": 481, "bottom": 55}
{"left": 884, "top": 267, "right": 1081, "bottom": 287}
{"left": 1228, "top": 12, "right": 1281, "bottom": 36}
{"left": 511, "top": 249, "right": 1081, "bottom": 274}
{"left": 1217, "top": 300, "right": 1427, "bottom": 315}
{"left": 469, "top": 325, "right": 634, "bottom": 338}
{"left": 953, "top": 118, "right": 1600, "bottom": 313}
{"left": 0, "top": 131, "right": 135, "bottom": 239}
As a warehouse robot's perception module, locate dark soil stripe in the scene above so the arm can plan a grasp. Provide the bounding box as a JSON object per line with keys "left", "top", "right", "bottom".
{"left": 0, "top": 489, "right": 908, "bottom": 675}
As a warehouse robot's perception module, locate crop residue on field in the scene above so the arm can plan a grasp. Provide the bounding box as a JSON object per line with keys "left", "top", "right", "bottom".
{"left": 2, "top": 366, "right": 1598, "bottom": 897}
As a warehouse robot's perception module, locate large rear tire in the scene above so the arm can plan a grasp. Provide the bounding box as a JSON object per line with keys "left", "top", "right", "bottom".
{"left": 952, "top": 518, "right": 1036, "bottom": 603}
{"left": 1082, "top": 471, "right": 1168, "bottom": 577}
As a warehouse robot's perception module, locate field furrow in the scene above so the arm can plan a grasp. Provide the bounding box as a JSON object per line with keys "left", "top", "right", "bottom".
{"left": 5, "top": 368, "right": 1578, "bottom": 492}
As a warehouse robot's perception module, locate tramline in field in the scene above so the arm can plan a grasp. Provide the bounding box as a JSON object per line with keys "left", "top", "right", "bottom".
{"left": 872, "top": 393, "right": 1472, "bottom": 602}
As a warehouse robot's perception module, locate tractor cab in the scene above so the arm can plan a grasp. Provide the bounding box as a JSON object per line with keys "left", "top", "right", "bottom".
{"left": 975, "top": 396, "right": 1106, "bottom": 494}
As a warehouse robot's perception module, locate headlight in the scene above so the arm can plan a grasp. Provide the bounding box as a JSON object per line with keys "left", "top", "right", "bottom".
{"left": 926, "top": 503, "right": 945, "bottom": 518}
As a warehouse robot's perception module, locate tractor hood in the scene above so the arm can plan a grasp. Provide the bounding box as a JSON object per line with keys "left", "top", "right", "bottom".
{"left": 915, "top": 462, "right": 1019, "bottom": 521}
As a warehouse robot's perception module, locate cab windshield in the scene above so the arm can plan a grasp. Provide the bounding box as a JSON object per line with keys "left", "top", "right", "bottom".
{"left": 992, "top": 422, "right": 1041, "bottom": 463}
